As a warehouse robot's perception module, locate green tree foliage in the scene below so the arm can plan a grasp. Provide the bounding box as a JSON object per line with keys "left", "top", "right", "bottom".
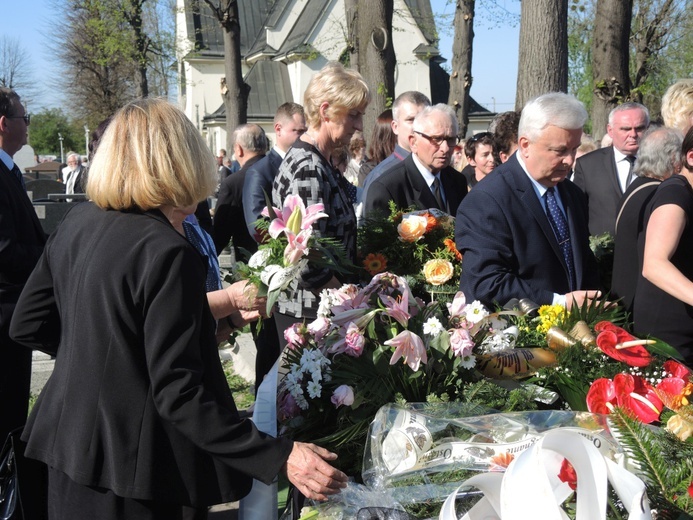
{"left": 567, "top": 0, "right": 593, "bottom": 132}
{"left": 28, "top": 108, "right": 84, "bottom": 157}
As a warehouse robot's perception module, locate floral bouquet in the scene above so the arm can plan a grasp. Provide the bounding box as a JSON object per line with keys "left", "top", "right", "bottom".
{"left": 358, "top": 205, "right": 462, "bottom": 301}
{"left": 237, "top": 194, "right": 352, "bottom": 315}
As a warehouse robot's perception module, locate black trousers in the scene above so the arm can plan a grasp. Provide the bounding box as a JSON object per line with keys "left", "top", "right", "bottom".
{"left": 0, "top": 337, "right": 32, "bottom": 443}
{"left": 250, "top": 315, "right": 281, "bottom": 393}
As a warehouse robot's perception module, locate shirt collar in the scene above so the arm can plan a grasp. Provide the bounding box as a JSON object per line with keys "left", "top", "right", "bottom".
{"left": 273, "top": 145, "right": 286, "bottom": 160}
{"left": 0, "top": 148, "right": 14, "bottom": 171}
{"left": 612, "top": 147, "right": 631, "bottom": 162}
{"left": 411, "top": 152, "right": 437, "bottom": 187}
{"left": 516, "top": 153, "right": 550, "bottom": 198}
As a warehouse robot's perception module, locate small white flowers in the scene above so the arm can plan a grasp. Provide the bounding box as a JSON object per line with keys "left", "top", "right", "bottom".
{"left": 286, "top": 349, "right": 332, "bottom": 410}
{"left": 464, "top": 301, "right": 489, "bottom": 324}
{"left": 423, "top": 317, "right": 444, "bottom": 336}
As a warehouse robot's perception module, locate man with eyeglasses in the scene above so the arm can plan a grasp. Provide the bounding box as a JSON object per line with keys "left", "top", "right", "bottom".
{"left": 456, "top": 92, "right": 601, "bottom": 310}
{"left": 363, "top": 103, "right": 468, "bottom": 218}
{"left": 0, "top": 88, "right": 47, "bottom": 446}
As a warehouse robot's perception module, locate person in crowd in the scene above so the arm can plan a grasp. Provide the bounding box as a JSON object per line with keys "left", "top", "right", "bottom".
{"left": 462, "top": 131, "right": 496, "bottom": 188}
{"left": 576, "top": 133, "right": 598, "bottom": 159}
{"left": 272, "top": 62, "right": 368, "bottom": 345}
{"left": 456, "top": 92, "right": 601, "bottom": 309}
{"left": 632, "top": 127, "right": 693, "bottom": 365}
{"left": 216, "top": 148, "right": 231, "bottom": 181}
{"left": 611, "top": 127, "right": 683, "bottom": 313}
{"left": 491, "top": 110, "right": 521, "bottom": 163}
{"left": 451, "top": 144, "right": 467, "bottom": 172}
{"left": 364, "top": 104, "right": 468, "bottom": 218}
{"left": 9, "top": 98, "right": 347, "bottom": 520}
{"left": 344, "top": 131, "right": 366, "bottom": 186}
{"left": 357, "top": 109, "right": 395, "bottom": 185}
{"left": 64, "top": 151, "right": 86, "bottom": 195}
{"left": 0, "top": 88, "right": 46, "bottom": 445}
{"left": 242, "top": 103, "right": 305, "bottom": 391}
{"left": 572, "top": 102, "right": 650, "bottom": 236}
{"left": 331, "top": 145, "right": 349, "bottom": 174}
{"left": 213, "top": 123, "right": 268, "bottom": 258}
{"left": 359, "top": 91, "right": 430, "bottom": 220}
{"left": 661, "top": 79, "right": 693, "bottom": 134}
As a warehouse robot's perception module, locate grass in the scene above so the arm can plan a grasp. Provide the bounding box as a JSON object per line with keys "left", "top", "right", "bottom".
{"left": 222, "top": 358, "right": 256, "bottom": 410}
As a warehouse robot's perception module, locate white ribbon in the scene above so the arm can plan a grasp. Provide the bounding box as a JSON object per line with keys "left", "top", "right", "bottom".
{"left": 239, "top": 357, "right": 281, "bottom": 520}
{"left": 439, "top": 429, "right": 651, "bottom": 520}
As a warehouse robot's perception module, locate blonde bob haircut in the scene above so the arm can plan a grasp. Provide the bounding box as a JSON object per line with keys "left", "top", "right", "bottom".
{"left": 661, "top": 79, "right": 693, "bottom": 134}
{"left": 303, "top": 62, "right": 370, "bottom": 129}
{"left": 86, "top": 98, "right": 217, "bottom": 211}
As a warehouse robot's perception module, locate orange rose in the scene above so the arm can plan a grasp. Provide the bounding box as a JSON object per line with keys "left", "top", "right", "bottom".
{"left": 423, "top": 259, "right": 454, "bottom": 285}
{"left": 444, "top": 238, "right": 462, "bottom": 261}
{"left": 397, "top": 215, "right": 428, "bottom": 242}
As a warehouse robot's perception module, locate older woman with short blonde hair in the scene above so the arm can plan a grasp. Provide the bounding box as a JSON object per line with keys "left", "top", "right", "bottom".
{"left": 662, "top": 79, "right": 693, "bottom": 134}
{"left": 11, "top": 98, "right": 346, "bottom": 520}
{"left": 272, "top": 62, "right": 370, "bottom": 343}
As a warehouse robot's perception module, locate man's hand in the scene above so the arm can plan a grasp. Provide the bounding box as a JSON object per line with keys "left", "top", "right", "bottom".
{"left": 284, "top": 442, "right": 348, "bottom": 501}
{"left": 565, "top": 290, "right": 604, "bottom": 310}
{"left": 226, "top": 280, "right": 267, "bottom": 316}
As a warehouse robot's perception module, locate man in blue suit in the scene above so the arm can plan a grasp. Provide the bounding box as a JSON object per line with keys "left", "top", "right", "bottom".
{"left": 455, "top": 92, "right": 601, "bottom": 309}
{"left": 242, "top": 102, "right": 306, "bottom": 239}
{"left": 241, "top": 103, "right": 306, "bottom": 392}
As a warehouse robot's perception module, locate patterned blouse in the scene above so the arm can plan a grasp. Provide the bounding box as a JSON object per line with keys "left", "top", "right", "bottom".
{"left": 272, "top": 139, "right": 357, "bottom": 319}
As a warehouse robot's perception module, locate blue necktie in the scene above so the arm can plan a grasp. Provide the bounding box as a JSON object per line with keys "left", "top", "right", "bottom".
{"left": 544, "top": 187, "right": 576, "bottom": 291}
{"left": 11, "top": 165, "right": 26, "bottom": 192}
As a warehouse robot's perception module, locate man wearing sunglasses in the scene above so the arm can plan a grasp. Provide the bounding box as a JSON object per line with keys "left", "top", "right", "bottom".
{"left": 0, "top": 88, "right": 47, "bottom": 444}
{"left": 363, "top": 103, "right": 468, "bottom": 218}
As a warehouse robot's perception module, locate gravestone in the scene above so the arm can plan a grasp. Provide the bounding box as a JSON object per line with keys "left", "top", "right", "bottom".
{"left": 26, "top": 179, "right": 64, "bottom": 201}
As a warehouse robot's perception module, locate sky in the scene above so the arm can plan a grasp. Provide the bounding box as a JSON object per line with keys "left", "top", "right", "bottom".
{"left": 1, "top": 0, "right": 521, "bottom": 113}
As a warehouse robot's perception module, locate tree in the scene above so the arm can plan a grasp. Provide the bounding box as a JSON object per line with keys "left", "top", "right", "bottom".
{"left": 202, "top": 0, "right": 249, "bottom": 152}
{"left": 590, "top": 0, "right": 632, "bottom": 139}
{"left": 346, "top": 0, "right": 396, "bottom": 137}
{"left": 448, "top": 0, "right": 475, "bottom": 138}
{"left": 29, "top": 108, "right": 83, "bottom": 156}
{"left": 0, "top": 36, "right": 38, "bottom": 106}
{"left": 515, "top": 0, "right": 569, "bottom": 109}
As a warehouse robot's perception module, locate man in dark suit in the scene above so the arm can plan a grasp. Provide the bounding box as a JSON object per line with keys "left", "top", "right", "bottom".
{"left": 0, "top": 88, "right": 47, "bottom": 442}
{"left": 213, "top": 124, "right": 268, "bottom": 258}
{"left": 242, "top": 102, "right": 306, "bottom": 239}
{"left": 611, "top": 126, "right": 683, "bottom": 313}
{"left": 241, "top": 103, "right": 306, "bottom": 392}
{"left": 364, "top": 103, "right": 468, "bottom": 218}
{"left": 456, "top": 92, "right": 601, "bottom": 309}
{"left": 64, "top": 152, "right": 86, "bottom": 195}
{"left": 572, "top": 102, "right": 650, "bottom": 236}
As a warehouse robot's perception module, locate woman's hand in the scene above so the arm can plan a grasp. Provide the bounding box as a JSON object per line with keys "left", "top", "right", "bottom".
{"left": 226, "top": 281, "right": 267, "bottom": 316}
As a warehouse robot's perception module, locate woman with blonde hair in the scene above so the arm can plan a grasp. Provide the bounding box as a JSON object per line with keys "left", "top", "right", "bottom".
{"left": 10, "top": 99, "right": 346, "bottom": 519}
{"left": 272, "top": 62, "right": 370, "bottom": 343}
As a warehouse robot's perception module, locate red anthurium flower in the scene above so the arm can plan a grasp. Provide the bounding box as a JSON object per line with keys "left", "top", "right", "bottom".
{"left": 586, "top": 378, "right": 618, "bottom": 414}
{"left": 689, "top": 481, "right": 693, "bottom": 498}
{"left": 595, "top": 325, "right": 652, "bottom": 367}
{"left": 656, "top": 376, "right": 693, "bottom": 410}
{"left": 663, "top": 360, "right": 692, "bottom": 380}
{"left": 614, "top": 374, "right": 662, "bottom": 424}
{"left": 558, "top": 459, "right": 577, "bottom": 490}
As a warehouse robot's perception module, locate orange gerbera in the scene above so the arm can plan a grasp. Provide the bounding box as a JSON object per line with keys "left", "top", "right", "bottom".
{"left": 363, "top": 253, "right": 388, "bottom": 275}
{"left": 444, "top": 238, "right": 462, "bottom": 261}
{"left": 422, "top": 212, "right": 437, "bottom": 232}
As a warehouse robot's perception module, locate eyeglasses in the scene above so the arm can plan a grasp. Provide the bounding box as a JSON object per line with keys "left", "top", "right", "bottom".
{"left": 6, "top": 114, "right": 30, "bottom": 125}
{"left": 468, "top": 131, "right": 493, "bottom": 143}
{"left": 413, "top": 131, "right": 459, "bottom": 148}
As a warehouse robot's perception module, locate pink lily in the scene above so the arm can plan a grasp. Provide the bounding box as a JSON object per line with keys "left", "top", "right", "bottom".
{"left": 447, "top": 291, "right": 468, "bottom": 319}
{"left": 380, "top": 291, "right": 411, "bottom": 327}
{"left": 283, "top": 229, "right": 312, "bottom": 265}
{"left": 263, "top": 194, "right": 327, "bottom": 239}
{"left": 386, "top": 330, "right": 427, "bottom": 372}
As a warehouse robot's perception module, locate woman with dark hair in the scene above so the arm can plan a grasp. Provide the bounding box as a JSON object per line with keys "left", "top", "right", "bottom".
{"left": 10, "top": 99, "right": 346, "bottom": 520}
{"left": 633, "top": 127, "right": 693, "bottom": 365}
{"left": 358, "top": 109, "right": 395, "bottom": 186}
{"left": 462, "top": 131, "right": 497, "bottom": 189}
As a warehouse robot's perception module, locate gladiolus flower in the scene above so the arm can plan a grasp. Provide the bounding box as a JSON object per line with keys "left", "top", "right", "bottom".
{"left": 331, "top": 385, "right": 355, "bottom": 408}
{"left": 263, "top": 194, "right": 327, "bottom": 239}
{"left": 386, "top": 330, "right": 427, "bottom": 372}
{"left": 397, "top": 215, "right": 428, "bottom": 242}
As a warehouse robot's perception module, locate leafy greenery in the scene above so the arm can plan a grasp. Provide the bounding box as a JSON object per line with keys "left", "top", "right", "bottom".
{"left": 29, "top": 108, "right": 85, "bottom": 156}
{"left": 221, "top": 359, "right": 255, "bottom": 410}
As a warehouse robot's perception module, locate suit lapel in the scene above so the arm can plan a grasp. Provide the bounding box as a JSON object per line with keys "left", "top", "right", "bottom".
{"left": 606, "top": 147, "right": 623, "bottom": 196}
{"left": 0, "top": 161, "right": 46, "bottom": 239}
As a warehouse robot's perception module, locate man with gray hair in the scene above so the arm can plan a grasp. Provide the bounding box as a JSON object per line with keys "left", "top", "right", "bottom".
{"left": 611, "top": 126, "right": 683, "bottom": 312}
{"left": 213, "top": 123, "right": 268, "bottom": 257}
{"left": 573, "top": 102, "right": 650, "bottom": 235}
{"left": 64, "top": 151, "right": 86, "bottom": 195}
{"left": 364, "top": 103, "right": 468, "bottom": 217}
{"left": 456, "top": 92, "right": 600, "bottom": 308}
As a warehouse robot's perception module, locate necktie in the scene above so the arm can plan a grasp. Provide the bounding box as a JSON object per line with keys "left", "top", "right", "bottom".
{"left": 11, "top": 164, "right": 26, "bottom": 191}
{"left": 544, "top": 188, "right": 576, "bottom": 291}
{"left": 625, "top": 155, "right": 636, "bottom": 188}
{"left": 432, "top": 176, "right": 445, "bottom": 211}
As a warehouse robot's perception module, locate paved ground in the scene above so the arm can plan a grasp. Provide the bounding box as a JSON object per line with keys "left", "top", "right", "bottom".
{"left": 30, "top": 332, "right": 259, "bottom": 519}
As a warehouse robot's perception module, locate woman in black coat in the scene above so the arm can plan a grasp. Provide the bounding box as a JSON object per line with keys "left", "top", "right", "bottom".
{"left": 9, "top": 99, "right": 346, "bottom": 520}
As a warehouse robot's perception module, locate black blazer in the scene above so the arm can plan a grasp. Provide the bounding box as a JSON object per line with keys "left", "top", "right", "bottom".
{"left": 455, "top": 155, "right": 599, "bottom": 307}
{"left": 242, "top": 148, "right": 282, "bottom": 239}
{"left": 572, "top": 146, "right": 624, "bottom": 236}
{"left": 213, "top": 154, "right": 264, "bottom": 257}
{"left": 10, "top": 202, "right": 292, "bottom": 507}
{"left": 363, "top": 154, "right": 468, "bottom": 218}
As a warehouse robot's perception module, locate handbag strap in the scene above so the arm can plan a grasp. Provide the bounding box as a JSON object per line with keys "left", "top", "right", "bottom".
{"left": 614, "top": 180, "right": 660, "bottom": 235}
